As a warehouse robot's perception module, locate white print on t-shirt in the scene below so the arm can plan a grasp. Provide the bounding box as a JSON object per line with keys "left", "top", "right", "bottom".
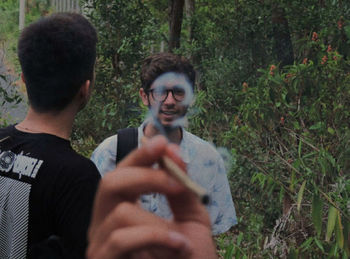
{"left": 0, "top": 150, "right": 43, "bottom": 179}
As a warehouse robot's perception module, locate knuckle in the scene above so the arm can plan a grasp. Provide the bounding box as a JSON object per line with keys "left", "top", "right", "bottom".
{"left": 112, "top": 202, "right": 135, "bottom": 223}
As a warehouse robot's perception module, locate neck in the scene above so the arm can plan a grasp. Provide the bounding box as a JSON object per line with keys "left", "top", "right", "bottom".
{"left": 143, "top": 123, "right": 182, "bottom": 144}
{"left": 16, "top": 106, "right": 77, "bottom": 140}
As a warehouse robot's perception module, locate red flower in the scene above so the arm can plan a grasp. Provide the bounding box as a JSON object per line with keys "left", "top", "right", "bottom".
{"left": 280, "top": 116, "right": 285, "bottom": 125}
{"left": 327, "top": 45, "right": 332, "bottom": 52}
{"left": 321, "top": 55, "right": 328, "bottom": 65}
{"left": 302, "top": 58, "right": 308, "bottom": 64}
{"left": 312, "top": 32, "right": 318, "bottom": 41}
{"left": 269, "top": 65, "right": 276, "bottom": 76}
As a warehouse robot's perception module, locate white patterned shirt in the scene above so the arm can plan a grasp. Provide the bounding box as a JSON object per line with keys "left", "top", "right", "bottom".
{"left": 91, "top": 124, "right": 237, "bottom": 234}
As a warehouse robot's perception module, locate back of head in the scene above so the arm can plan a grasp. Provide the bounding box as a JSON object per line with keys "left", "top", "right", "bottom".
{"left": 18, "top": 13, "right": 97, "bottom": 112}
{"left": 140, "top": 52, "right": 196, "bottom": 91}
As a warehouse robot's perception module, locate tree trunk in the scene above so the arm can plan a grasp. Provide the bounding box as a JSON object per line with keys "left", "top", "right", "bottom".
{"left": 19, "top": 0, "right": 26, "bottom": 30}
{"left": 185, "top": 0, "right": 195, "bottom": 42}
{"left": 168, "top": 0, "right": 185, "bottom": 52}
{"left": 272, "top": 6, "right": 294, "bottom": 67}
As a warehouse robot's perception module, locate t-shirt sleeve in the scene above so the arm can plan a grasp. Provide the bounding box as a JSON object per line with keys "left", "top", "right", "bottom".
{"left": 90, "top": 135, "right": 118, "bottom": 176}
{"left": 52, "top": 161, "right": 100, "bottom": 258}
{"left": 209, "top": 156, "right": 237, "bottom": 235}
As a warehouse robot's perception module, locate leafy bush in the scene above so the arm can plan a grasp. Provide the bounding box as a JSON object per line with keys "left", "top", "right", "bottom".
{"left": 75, "top": 0, "right": 350, "bottom": 257}
{"left": 224, "top": 30, "right": 350, "bottom": 257}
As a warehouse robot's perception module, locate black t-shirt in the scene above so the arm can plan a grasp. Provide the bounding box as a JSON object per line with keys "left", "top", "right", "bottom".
{"left": 0, "top": 125, "right": 101, "bottom": 258}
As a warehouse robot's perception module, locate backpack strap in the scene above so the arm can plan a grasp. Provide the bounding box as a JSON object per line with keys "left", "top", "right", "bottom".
{"left": 116, "top": 127, "right": 138, "bottom": 164}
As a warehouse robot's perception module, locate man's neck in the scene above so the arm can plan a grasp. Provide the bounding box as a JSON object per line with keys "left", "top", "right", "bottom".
{"left": 143, "top": 123, "right": 182, "bottom": 145}
{"left": 15, "top": 107, "right": 76, "bottom": 140}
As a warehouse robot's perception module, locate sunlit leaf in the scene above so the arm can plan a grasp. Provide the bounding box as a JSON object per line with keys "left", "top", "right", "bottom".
{"left": 297, "top": 180, "right": 306, "bottom": 213}
{"left": 326, "top": 206, "right": 337, "bottom": 242}
{"left": 335, "top": 210, "right": 344, "bottom": 249}
{"left": 327, "top": 127, "right": 335, "bottom": 135}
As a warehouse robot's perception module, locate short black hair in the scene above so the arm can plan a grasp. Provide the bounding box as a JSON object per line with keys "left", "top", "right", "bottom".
{"left": 140, "top": 52, "right": 196, "bottom": 91}
{"left": 18, "top": 13, "right": 97, "bottom": 112}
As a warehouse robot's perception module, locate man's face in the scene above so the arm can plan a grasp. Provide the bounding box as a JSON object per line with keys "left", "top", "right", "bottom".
{"left": 140, "top": 72, "right": 193, "bottom": 129}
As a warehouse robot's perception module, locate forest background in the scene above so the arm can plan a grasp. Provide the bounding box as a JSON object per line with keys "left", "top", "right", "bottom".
{"left": 1, "top": 0, "right": 350, "bottom": 258}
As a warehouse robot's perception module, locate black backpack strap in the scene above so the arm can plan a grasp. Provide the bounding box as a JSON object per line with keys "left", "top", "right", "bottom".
{"left": 116, "top": 127, "right": 138, "bottom": 164}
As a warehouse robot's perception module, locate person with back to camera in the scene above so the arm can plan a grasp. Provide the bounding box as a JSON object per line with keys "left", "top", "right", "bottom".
{"left": 0, "top": 13, "right": 100, "bottom": 258}
{"left": 91, "top": 52, "right": 237, "bottom": 235}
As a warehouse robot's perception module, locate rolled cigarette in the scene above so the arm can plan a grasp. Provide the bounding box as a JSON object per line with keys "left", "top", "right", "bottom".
{"left": 141, "top": 136, "right": 210, "bottom": 205}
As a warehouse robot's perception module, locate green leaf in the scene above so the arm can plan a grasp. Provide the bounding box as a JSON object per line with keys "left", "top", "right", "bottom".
{"left": 327, "top": 127, "right": 335, "bottom": 135}
{"left": 328, "top": 243, "right": 338, "bottom": 257}
{"left": 297, "top": 180, "right": 306, "bottom": 213}
{"left": 224, "top": 244, "right": 235, "bottom": 259}
{"left": 314, "top": 238, "right": 324, "bottom": 253}
{"left": 300, "top": 237, "right": 313, "bottom": 251}
{"left": 312, "top": 194, "right": 323, "bottom": 237}
{"left": 309, "top": 121, "right": 324, "bottom": 130}
{"left": 335, "top": 211, "right": 344, "bottom": 249}
{"left": 279, "top": 187, "right": 285, "bottom": 203}
{"left": 237, "top": 232, "right": 243, "bottom": 246}
{"left": 293, "top": 121, "right": 301, "bottom": 130}
{"left": 326, "top": 206, "right": 337, "bottom": 242}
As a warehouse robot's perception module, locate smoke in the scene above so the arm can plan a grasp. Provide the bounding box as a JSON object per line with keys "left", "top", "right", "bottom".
{"left": 145, "top": 72, "right": 194, "bottom": 139}
{"left": 144, "top": 71, "right": 234, "bottom": 174}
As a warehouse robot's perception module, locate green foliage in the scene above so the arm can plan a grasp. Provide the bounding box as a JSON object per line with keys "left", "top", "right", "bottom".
{"left": 229, "top": 28, "right": 350, "bottom": 256}
{"left": 0, "top": 0, "right": 21, "bottom": 70}
{"left": 74, "top": 0, "right": 161, "bottom": 145}
{"left": 74, "top": 0, "right": 350, "bottom": 257}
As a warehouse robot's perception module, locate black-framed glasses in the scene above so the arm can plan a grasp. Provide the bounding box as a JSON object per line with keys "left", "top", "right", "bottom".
{"left": 147, "top": 86, "right": 186, "bottom": 102}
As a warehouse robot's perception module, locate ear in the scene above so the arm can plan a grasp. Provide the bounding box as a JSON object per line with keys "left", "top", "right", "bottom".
{"left": 77, "top": 80, "right": 91, "bottom": 110}
{"left": 80, "top": 80, "right": 91, "bottom": 99}
{"left": 139, "top": 88, "right": 149, "bottom": 106}
{"left": 21, "top": 72, "right": 26, "bottom": 83}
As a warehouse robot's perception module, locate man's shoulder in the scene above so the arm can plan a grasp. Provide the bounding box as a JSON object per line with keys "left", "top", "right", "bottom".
{"left": 95, "top": 134, "right": 118, "bottom": 151}
{"left": 183, "top": 130, "right": 217, "bottom": 150}
{"left": 182, "top": 130, "right": 222, "bottom": 159}
{"left": 42, "top": 139, "right": 99, "bottom": 174}
{"left": 0, "top": 124, "right": 15, "bottom": 136}
{"left": 91, "top": 134, "right": 118, "bottom": 161}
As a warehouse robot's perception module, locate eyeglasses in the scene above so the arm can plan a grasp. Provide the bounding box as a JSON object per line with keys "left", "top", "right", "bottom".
{"left": 147, "top": 86, "right": 186, "bottom": 102}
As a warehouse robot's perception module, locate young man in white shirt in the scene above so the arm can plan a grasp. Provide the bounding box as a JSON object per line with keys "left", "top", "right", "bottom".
{"left": 91, "top": 52, "right": 237, "bottom": 235}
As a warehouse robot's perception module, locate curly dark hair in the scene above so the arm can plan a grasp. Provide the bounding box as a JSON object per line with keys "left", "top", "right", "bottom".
{"left": 140, "top": 52, "right": 196, "bottom": 91}
{"left": 18, "top": 13, "right": 97, "bottom": 112}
